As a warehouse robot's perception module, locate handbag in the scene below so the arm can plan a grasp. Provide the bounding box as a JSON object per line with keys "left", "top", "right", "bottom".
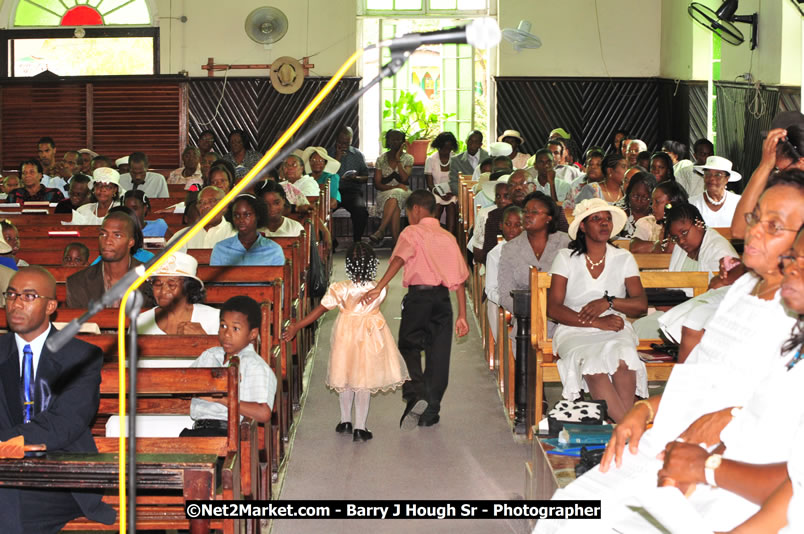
{"left": 547, "top": 399, "right": 607, "bottom": 434}
{"left": 308, "top": 232, "right": 328, "bottom": 298}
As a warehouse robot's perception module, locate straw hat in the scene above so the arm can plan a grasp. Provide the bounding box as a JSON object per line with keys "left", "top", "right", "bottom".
{"left": 693, "top": 156, "right": 741, "bottom": 183}
{"left": 150, "top": 252, "right": 204, "bottom": 288}
{"left": 270, "top": 56, "right": 304, "bottom": 95}
{"left": 0, "top": 231, "right": 12, "bottom": 254}
{"left": 497, "top": 129, "right": 525, "bottom": 144}
{"left": 481, "top": 172, "right": 511, "bottom": 202}
{"left": 489, "top": 142, "right": 513, "bottom": 157}
{"left": 302, "top": 146, "right": 341, "bottom": 175}
{"left": 92, "top": 167, "right": 120, "bottom": 186}
{"left": 567, "top": 198, "right": 627, "bottom": 240}
{"left": 78, "top": 148, "right": 99, "bottom": 158}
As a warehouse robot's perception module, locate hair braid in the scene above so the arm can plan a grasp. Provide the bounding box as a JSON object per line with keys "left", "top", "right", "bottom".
{"left": 345, "top": 242, "right": 379, "bottom": 284}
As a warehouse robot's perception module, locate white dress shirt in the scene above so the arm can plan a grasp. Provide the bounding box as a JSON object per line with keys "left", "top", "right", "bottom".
{"left": 16, "top": 324, "right": 52, "bottom": 378}
{"left": 118, "top": 171, "right": 169, "bottom": 198}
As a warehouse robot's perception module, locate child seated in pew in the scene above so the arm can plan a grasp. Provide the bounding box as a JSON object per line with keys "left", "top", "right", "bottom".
{"left": 282, "top": 243, "right": 409, "bottom": 442}
{"left": 62, "top": 242, "right": 90, "bottom": 267}
{"left": 182, "top": 296, "right": 276, "bottom": 436}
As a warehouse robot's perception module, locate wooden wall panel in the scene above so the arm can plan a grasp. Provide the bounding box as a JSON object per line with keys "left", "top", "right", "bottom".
{"left": 1, "top": 84, "right": 86, "bottom": 170}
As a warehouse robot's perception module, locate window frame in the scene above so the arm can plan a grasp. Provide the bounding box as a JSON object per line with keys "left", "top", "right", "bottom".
{"left": 0, "top": 26, "right": 160, "bottom": 78}
{"left": 359, "top": 0, "right": 490, "bottom": 17}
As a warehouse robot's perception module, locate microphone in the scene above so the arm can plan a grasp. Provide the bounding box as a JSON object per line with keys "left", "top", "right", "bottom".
{"left": 377, "top": 18, "right": 501, "bottom": 51}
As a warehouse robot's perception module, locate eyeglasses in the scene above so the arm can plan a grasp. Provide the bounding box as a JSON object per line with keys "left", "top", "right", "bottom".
{"left": 779, "top": 253, "right": 804, "bottom": 274}
{"left": 669, "top": 228, "right": 691, "bottom": 244}
{"left": 703, "top": 171, "right": 729, "bottom": 180}
{"left": 744, "top": 212, "right": 799, "bottom": 236}
{"left": 150, "top": 279, "right": 181, "bottom": 291}
{"left": 4, "top": 291, "right": 52, "bottom": 302}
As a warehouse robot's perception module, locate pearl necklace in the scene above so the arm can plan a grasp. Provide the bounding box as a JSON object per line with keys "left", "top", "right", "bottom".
{"left": 704, "top": 190, "right": 726, "bottom": 206}
{"left": 585, "top": 254, "right": 605, "bottom": 268}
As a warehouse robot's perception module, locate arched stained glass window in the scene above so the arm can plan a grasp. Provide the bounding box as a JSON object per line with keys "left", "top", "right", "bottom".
{"left": 14, "top": 0, "right": 152, "bottom": 27}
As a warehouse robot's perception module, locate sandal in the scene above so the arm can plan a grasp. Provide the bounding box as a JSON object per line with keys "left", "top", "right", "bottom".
{"left": 368, "top": 232, "right": 383, "bottom": 245}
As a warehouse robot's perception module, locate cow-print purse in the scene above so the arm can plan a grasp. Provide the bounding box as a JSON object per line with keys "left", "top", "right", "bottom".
{"left": 547, "top": 399, "right": 608, "bottom": 434}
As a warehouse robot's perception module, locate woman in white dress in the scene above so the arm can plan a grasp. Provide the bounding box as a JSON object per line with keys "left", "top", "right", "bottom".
{"left": 689, "top": 155, "right": 742, "bottom": 227}
{"left": 369, "top": 129, "right": 413, "bottom": 245}
{"left": 136, "top": 251, "right": 220, "bottom": 335}
{"left": 424, "top": 131, "right": 459, "bottom": 237}
{"left": 547, "top": 198, "right": 648, "bottom": 422}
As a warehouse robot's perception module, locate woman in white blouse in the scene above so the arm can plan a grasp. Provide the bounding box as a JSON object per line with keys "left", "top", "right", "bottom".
{"left": 258, "top": 180, "right": 304, "bottom": 237}
{"left": 689, "top": 156, "right": 742, "bottom": 228}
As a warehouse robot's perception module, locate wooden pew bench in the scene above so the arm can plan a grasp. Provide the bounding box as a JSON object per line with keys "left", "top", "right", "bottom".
{"left": 526, "top": 268, "right": 710, "bottom": 439}
{"left": 0, "top": 364, "right": 246, "bottom": 533}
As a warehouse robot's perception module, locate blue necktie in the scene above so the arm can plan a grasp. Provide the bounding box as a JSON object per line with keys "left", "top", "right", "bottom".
{"left": 22, "top": 344, "right": 33, "bottom": 423}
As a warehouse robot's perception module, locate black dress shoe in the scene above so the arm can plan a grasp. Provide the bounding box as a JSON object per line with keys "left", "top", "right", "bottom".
{"left": 353, "top": 428, "right": 373, "bottom": 441}
{"left": 335, "top": 422, "right": 353, "bottom": 434}
{"left": 418, "top": 414, "right": 440, "bottom": 427}
{"left": 400, "top": 399, "right": 428, "bottom": 431}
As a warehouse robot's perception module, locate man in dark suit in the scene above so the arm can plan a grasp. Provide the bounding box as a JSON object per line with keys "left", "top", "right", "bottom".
{"left": 0, "top": 266, "right": 115, "bottom": 533}
{"left": 66, "top": 209, "right": 154, "bottom": 309}
{"left": 449, "top": 130, "right": 489, "bottom": 195}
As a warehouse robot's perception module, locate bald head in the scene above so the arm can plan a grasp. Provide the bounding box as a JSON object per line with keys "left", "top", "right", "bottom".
{"left": 12, "top": 266, "right": 57, "bottom": 299}
{"left": 508, "top": 169, "right": 529, "bottom": 186}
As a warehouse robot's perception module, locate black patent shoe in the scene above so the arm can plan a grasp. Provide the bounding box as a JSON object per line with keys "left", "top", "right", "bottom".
{"left": 353, "top": 428, "right": 373, "bottom": 441}
{"left": 335, "top": 422, "right": 353, "bottom": 434}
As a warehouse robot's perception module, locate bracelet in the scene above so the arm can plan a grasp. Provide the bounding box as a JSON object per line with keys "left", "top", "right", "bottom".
{"left": 634, "top": 399, "right": 654, "bottom": 424}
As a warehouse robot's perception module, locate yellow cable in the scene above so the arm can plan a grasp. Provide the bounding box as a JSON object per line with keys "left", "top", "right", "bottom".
{"left": 115, "top": 48, "right": 364, "bottom": 532}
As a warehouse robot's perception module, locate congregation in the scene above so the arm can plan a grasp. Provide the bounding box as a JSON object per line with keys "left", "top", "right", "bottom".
{"left": 0, "top": 98, "right": 802, "bottom": 534}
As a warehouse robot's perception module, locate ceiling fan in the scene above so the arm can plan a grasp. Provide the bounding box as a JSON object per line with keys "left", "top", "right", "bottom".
{"left": 688, "top": 0, "right": 758, "bottom": 49}
{"left": 501, "top": 20, "right": 542, "bottom": 52}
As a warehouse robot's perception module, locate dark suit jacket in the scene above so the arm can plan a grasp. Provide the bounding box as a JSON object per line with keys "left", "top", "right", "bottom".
{"left": 66, "top": 260, "right": 155, "bottom": 309}
{"left": 449, "top": 148, "right": 489, "bottom": 195}
{"left": 0, "top": 327, "right": 115, "bottom": 530}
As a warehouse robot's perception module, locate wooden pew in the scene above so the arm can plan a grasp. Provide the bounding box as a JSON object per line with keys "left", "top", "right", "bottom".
{"left": 60, "top": 364, "right": 246, "bottom": 533}
{"left": 527, "top": 268, "right": 711, "bottom": 439}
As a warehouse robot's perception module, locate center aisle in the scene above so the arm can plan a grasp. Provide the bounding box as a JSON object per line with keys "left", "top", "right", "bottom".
{"left": 271, "top": 250, "right": 531, "bottom": 534}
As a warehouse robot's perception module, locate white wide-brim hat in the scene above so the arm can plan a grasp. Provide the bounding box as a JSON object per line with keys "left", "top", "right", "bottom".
{"left": 568, "top": 198, "right": 628, "bottom": 240}
{"left": 497, "top": 129, "right": 525, "bottom": 144}
{"left": 115, "top": 156, "right": 129, "bottom": 167}
{"left": 693, "top": 155, "right": 741, "bottom": 182}
{"left": 489, "top": 142, "right": 513, "bottom": 157}
{"left": 150, "top": 251, "right": 204, "bottom": 288}
{"left": 92, "top": 167, "right": 120, "bottom": 186}
{"left": 0, "top": 231, "right": 12, "bottom": 254}
{"left": 481, "top": 173, "right": 511, "bottom": 201}
{"left": 302, "top": 146, "right": 341, "bottom": 175}
{"left": 78, "top": 148, "right": 99, "bottom": 158}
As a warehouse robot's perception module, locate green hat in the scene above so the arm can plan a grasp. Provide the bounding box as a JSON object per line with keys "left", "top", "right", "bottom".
{"left": 549, "top": 128, "right": 571, "bottom": 140}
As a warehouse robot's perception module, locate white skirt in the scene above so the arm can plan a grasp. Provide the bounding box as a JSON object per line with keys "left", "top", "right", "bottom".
{"left": 553, "top": 320, "right": 647, "bottom": 401}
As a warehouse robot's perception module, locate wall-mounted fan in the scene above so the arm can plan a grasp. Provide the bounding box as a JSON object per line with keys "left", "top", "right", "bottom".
{"left": 245, "top": 6, "right": 288, "bottom": 45}
{"left": 501, "top": 20, "right": 542, "bottom": 52}
{"left": 688, "top": 0, "right": 758, "bottom": 49}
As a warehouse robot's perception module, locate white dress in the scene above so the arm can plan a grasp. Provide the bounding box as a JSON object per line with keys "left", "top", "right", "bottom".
{"left": 534, "top": 274, "right": 799, "bottom": 534}
{"left": 424, "top": 152, "right": 457, "bottom": 206}
{"left": 549, "top": 246, "right": 647, "bottom": 401}
{"left": 260, "top": 217, "right": 304, "bottom": 238}
{"left": 690, "top": 190, "right": 741, "bottom": 228}
{"left": 136, "top": 303, "right": 220, "bottom": 335}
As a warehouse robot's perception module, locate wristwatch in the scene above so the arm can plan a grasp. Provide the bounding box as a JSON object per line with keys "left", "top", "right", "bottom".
{"left": 704, "top": 453, "right": 722, "bottom": 487}
{"left": 604, "top": 291, "right": 615, "bottom": 310}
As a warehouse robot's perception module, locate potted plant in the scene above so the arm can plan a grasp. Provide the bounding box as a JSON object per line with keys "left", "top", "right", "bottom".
{"left": 383, "top": 90, "right": 454, "bottom": 165}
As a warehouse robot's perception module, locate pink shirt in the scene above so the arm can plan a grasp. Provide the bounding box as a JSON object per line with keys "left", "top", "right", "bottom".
{"left": 391, "top": 217, "right": 469, "bottom": 291}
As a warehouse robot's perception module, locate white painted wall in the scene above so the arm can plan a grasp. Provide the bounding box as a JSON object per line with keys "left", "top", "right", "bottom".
{"left": 496, "top": 0, "right": 662, "bottom": 77}
{"left": 155, "top": 0, "right": 358, "bottom": 77}
{"left": 660, "top": 0, "right": 711, "bottom": 80}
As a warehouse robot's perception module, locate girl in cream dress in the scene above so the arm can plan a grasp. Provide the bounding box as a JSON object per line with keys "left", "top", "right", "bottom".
{"left": 282, "top": 242, "right": 408, "bottom": 441}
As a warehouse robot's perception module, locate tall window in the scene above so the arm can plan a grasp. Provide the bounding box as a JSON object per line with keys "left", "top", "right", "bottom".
{"left": 358, "top": 0, "right": 491, "bottom": 160}
{"left": 3, "top": 0, "right": 157, "bottom": 77}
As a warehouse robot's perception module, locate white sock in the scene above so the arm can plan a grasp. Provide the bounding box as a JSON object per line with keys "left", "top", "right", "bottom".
{"left": 354, "top": 390, "right": 371, "bottom": 430}
{"left": 339, "top": 390, "right": 354, "bottom": 423}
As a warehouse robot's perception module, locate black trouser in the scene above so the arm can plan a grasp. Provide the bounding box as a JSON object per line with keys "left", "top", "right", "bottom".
{"left": 339, "top": 185, "right": 369, "bottom": 241}
{"left": 20, "top": 489, "right": 83, "bottom": 533}
{"left": 398, "top": 286, "right": 453, "bottom": 416}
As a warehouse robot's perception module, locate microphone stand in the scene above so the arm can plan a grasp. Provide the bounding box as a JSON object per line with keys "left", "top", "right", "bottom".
{"left": 44, "top": 42, "right": 417, "bottom": 532}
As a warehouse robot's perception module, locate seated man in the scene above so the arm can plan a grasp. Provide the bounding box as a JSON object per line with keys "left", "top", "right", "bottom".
{"left": 118, "top": 152, "right": 169, "bottom": 198}
{"left": 0, "top": 267, "right": 115, "bottom": 533}
{"left": 329, "top": 126, "right": 370, "bottom": 243}
{"left": 66, "top": 210, "right": 154, "bottom": 308}
{"left": 62, "top": 242, "right": 90, "bottom": 267}
{"left": 8, "top": 159, "right": 64, "bottom": 204}
{"left": 449, "top": 130, "right": 489, "bottom": 195}
{"left": 182, "top": 296, "right": 276, "bottom": 436}
{"left": 166, "top": 186, "right": 237, "bottom": 252}
{"left": 54, "top": 174, "right": 92, "bottom": 214}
